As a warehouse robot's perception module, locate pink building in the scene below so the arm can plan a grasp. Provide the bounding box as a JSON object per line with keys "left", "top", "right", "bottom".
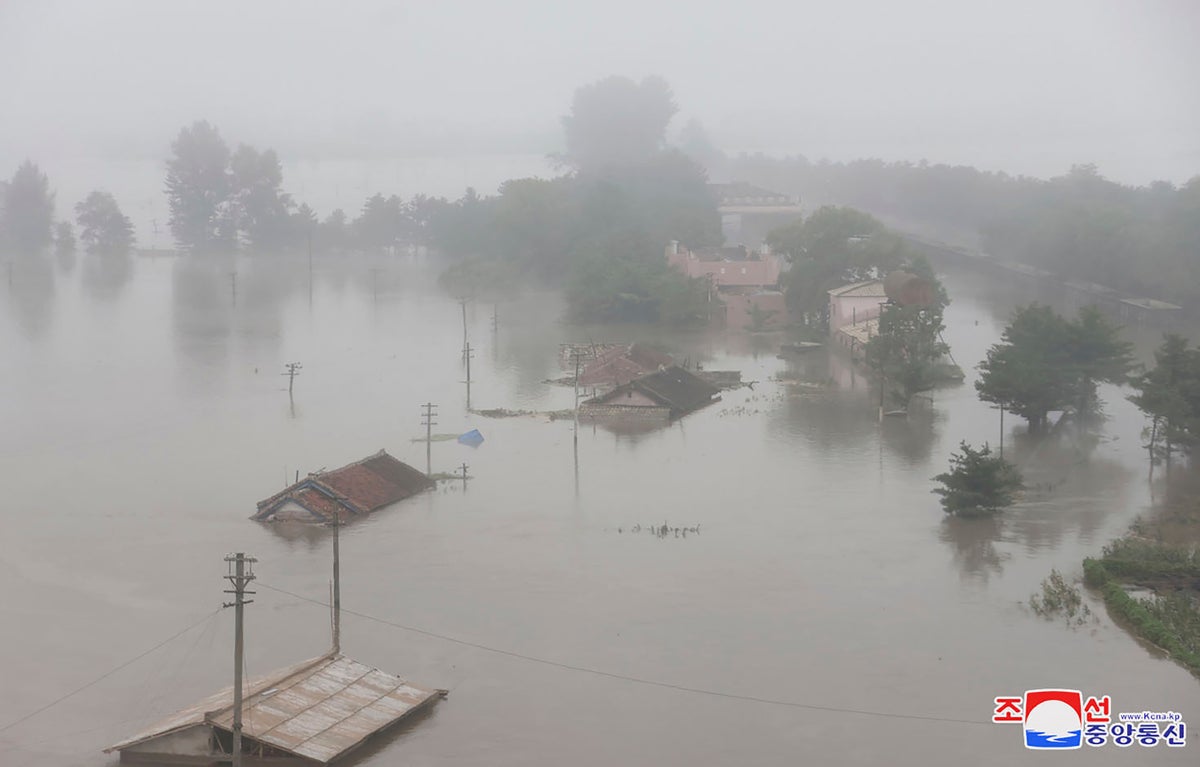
{"left": 666, "top": 242, "right": 783, "bottom": 289}
{"left": 828, "top": 280, "right": 887, "bottom": 334}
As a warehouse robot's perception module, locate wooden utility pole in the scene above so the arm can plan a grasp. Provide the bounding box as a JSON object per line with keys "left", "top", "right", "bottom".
{"left": 460, "top": 462, "right": 469, "bottom": 491}
{"left": 420, "top": 402, "right": 438, "bottom": 476}
{"left": 223, "top": 553, "right": 256, "bottom": 767}
{"left": 230, "top": 271, "right": 237, "bottom": 306}
{"left": 283, "top": 362, "right": 302, "bottom": 397}
{"left": 459, "top": 298, "right": 469, "bottom": 360}
{"left": 464, "top": 342, "right": 474, "bottom": 411}
{"left": 331, "top": 513, "right": 341, "bottom": 654}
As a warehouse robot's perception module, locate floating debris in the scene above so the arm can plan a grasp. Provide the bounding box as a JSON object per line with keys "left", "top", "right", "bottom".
{"left": 615, "top": 523, "right": 702, "bottom": 539}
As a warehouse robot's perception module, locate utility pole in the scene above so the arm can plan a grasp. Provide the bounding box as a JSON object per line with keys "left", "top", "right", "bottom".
{"left": 459, "top": 298, "right": 469, "bottom": 360}
{"left": 331, "top": 513, "right": 341, "bottom": 654}
{"left": 223, "top": 553, "right": 256, "bottom": 767}
{"left": 370, "top": 268, "right": 380, "bottom": 306}
{"left": 230, "top": 270, "right": 237, "bottom": 306}
{"left": 307, "top": 225, "right": 314, "bottom": 307}
{"left": 460, "top": 462, "right": 469, "bottom": 491}
{"left": 283, "top": 362, "right": 302, "bottom": 398}
{"left": 420, "top": 402, "right": 438, "bottom": 476}
{"left": 464, "top": 342, "right": 473, "bottom": 411}
{"left": 999, "top": 405, "right": 1005, "bottom": 458}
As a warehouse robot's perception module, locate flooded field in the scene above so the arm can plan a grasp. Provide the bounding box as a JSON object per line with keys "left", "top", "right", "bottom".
{"left": 1, "top": 253, "right": 1196, "bottom": 765}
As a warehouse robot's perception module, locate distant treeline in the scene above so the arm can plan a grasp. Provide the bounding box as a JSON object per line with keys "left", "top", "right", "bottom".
{"left": 726, "top": 155, "right": 1200, "bottom": 306}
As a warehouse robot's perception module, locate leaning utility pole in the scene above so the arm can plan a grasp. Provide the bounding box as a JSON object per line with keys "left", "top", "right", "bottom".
{"left": 223, "top": 553, "right": 257, "bottom": 767}
{"left": 420, "top": 402, "right": 438, "bottom": 476}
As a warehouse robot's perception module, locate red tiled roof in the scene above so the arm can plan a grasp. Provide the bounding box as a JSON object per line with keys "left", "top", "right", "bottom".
{"left": 254, "top": 450, "right": 432, "bottom": 523}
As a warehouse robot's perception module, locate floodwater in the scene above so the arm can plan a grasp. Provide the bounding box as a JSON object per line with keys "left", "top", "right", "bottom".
{"left": 0, "top": 251, "right": 1196, "bottom": 766}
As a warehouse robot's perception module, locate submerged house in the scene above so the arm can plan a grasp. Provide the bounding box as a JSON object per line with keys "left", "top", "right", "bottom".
{"left": 828, "top": 279, "right": 888, "bottom": 358}
{"left": 106, "top": 653, "right": 443, "bottom": 765}
{"left": 578, "top": 342, "right": 674, "bottom": 390}
{"left": 665, "top": 242, "right": 788, "bottom": 331}
{"left": 581, "top": 366, "right": 720, "bottom": 424}
{"left": 254, "top": 450, "right": 433, "bottom": 524}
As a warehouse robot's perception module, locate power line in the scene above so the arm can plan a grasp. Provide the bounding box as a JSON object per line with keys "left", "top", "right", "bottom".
{"left": 257, "top": 582, "right": 989, "bottom": 727}
{"left": 0, "top": 608, "right": 222, "bottom": 736}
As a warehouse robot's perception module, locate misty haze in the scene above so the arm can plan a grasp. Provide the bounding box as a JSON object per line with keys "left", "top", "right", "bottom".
{"left": 2, "top": 2, "right": 1199, "bottom": 766}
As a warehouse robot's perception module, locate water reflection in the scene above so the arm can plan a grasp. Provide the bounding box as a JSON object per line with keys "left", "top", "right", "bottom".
{"left": 81, "top": 252, "right": 133, "bottom": 301}
{"left": 4, "top": 256, "right": 55, "bottom": 338}
{"left": 940, "top": 514, "right": 1007, "bottom": 582}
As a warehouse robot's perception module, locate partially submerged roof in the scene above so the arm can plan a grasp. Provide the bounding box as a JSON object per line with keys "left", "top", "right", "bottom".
{"left": 1120, "top": 296, "right": 1181, "bottom": 311}
{"left": 107, "top": 653, "right": 443, "bottom": 764}
{"left": 591, "top": 366, "right": 720, "bottom": 416}
{"left": 579, "top": 342, "right": 674, "bottom": 387}
{"left": 255, "top": 450, "right": 433, "bottom": 523}
{"left": 828, "top": 279, "right": 887, "bottom": 298}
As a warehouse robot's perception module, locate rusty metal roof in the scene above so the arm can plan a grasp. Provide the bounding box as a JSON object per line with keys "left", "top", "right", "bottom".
{"left": 106, "top": 653, "right": 442, "bottom": 764}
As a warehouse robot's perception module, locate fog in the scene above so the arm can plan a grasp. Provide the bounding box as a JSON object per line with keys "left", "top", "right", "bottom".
{"left": 3, "top": 0, "right": 1198, "bottom": 186}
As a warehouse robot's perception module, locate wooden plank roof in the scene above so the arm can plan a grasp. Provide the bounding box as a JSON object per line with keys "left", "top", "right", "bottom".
{"left": 106, "top": 654, "right": 442, "bottom": 764}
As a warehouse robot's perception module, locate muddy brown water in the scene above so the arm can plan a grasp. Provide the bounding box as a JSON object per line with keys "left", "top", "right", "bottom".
{"left": 1, "top": 253, "right": 1197, "bottom": 766}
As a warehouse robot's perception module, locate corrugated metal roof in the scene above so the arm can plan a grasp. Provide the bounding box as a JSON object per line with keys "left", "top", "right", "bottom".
{"left": 107, "top": 654, "right": 442, "bottom": 764}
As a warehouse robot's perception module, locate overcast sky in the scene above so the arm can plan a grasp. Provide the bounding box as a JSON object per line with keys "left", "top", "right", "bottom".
{"left": 2, "top": 0, "right": 1198, "bottom": 185}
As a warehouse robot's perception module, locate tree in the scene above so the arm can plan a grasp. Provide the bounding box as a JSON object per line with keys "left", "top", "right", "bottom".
{"left": 1065, "top": 305, "right": 1134, "bottom": 420}
{"left": 1128, "top": 334, "right": 1200, "bottom": 464}
{"left": 560, "top": 75, "right": 677, "bottom": 171}
{"left": 766, "top": 206, "right": 903, "bottom": 327}
{"left": 229, "top": 144, "right": 294, "bottom": 252}
{"left": 977, "top": 304, "right": 1134, "bottom": 432}
{"left": 75, "top": 191, "right": 134, "bottom": 256}
{"left": 165, "top": 121, "right": 233, "bottom": 253}
{"left": 2, "top": 161, "right": 55, "bottom": 255}
{"left": 865, "top": 302, "right": 950, "bottom": 408}
{"left": 932, "top": 442, "right": 1024, "bottom": 516}
{"left": 54, "top": 221, "right": 76, "bottom": 258}
{"left": 354, "top": 193, "right": 408, "bottom": 253}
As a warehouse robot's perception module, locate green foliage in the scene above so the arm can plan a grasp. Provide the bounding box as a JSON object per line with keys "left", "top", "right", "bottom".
{"left": 54, "top": 221, "right": 76, "bottom": 257}
{"left": 166, "top": 121, "right": 234, "bottom": 254}
{"left": 2, "top": 160, "right": 55, "bottom": 255}
{"left": 560, "top": 75, "right": 677, "bottom": 171}
{"left": 766, "top": 207, "right": 911, "bottom": 327}
{"left": 229, "top": 144, "right": 295, "bottom": 252}
{"left": 1029, "top": 569, "right": 1093, "bottom": 626}
{"left": 976, "top": 304, "right": 1134, "bottom": 432}
{"left": 1084, "top": 555, "right": 1200, "bottom": 677}
{"left": 1128, "top": 334, "right": 1200, "bottom": 461}
{"left": 865, "top": 302, "right": 950, "bottom": 406}
{"left": 564, "top": 253, "right": 709, "bottom": 324}
{"left": 728, "top": 156, "right": 1200, "bottom": 307}
{"left": 932, "top": 441, "right": 1024, "bottom": 516}
{"left": 75, "top": 191, "right": 134, "bottom": 256}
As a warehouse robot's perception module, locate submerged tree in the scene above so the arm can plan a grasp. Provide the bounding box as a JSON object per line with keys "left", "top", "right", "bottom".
{"left": 166, "top": 121, "right": 233, "bottom": 254}
{"left": 2, "top": 160, "right": 55, "bottom": 255}
{"left": 976, "top": 304, "right": 1133, "bottom": 433}
{"left": 933, "top": 442, "right": 1024, "bottom": 516}
{"left": 866, "top": 301, "right": 950, "bottom": 408}
{"left": 75, "top": 191, "right": 134, "bottom": 256}
{"left": 229, "top": 144, "right": 294, "bottom": 252}
{"left": 1128, "top": 333, "right": 1200, "bottom": 465}
{"left": 54, "top": 221, "right": 76, "bottom": 258}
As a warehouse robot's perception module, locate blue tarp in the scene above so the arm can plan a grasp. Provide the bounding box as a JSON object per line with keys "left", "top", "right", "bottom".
{"left": 457, "top": 429, "right": 484, "bottom": 446}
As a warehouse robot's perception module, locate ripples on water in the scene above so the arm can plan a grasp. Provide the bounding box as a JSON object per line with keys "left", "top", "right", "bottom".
{"left": 0, "top": 253, "right": 1196, "bottom": 766}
